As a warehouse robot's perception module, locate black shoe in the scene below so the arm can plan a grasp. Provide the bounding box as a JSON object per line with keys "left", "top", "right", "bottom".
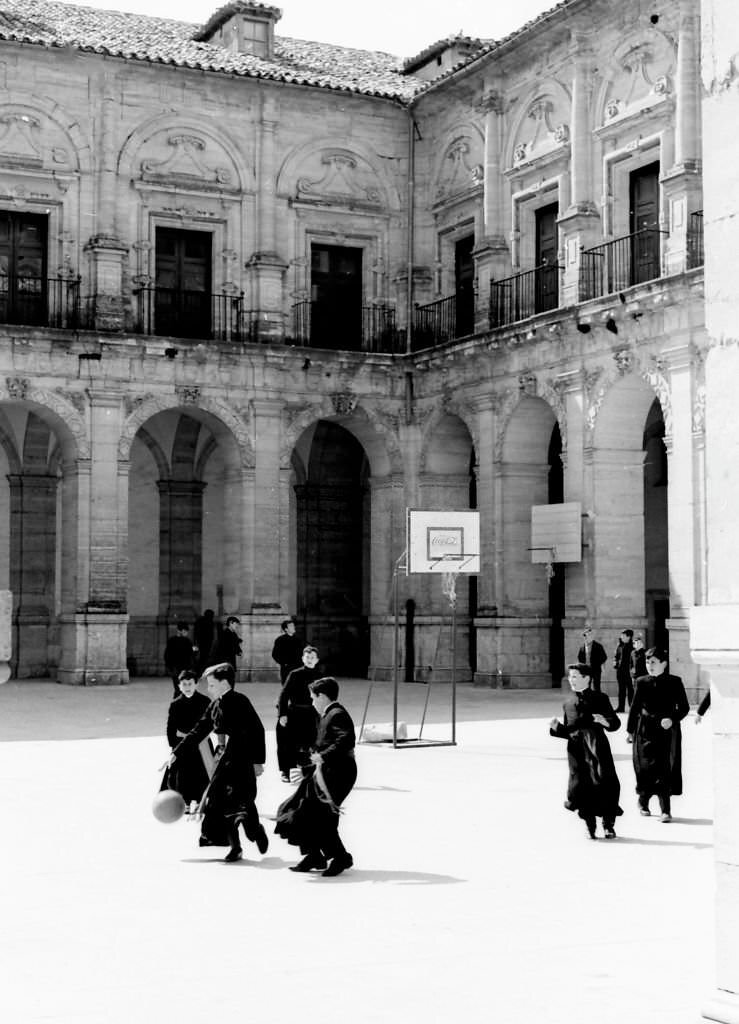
{"left": 322, "top": 854, "right": 353, "bottom": 877}
{"left": 604, "top": 826, "right": 617, "bottom": 839}
{"left": 224, "top": 846, "right": 242, "bottom": 862}
{"left": 280, "top": 772, "right": 290, "bottom": 783}
{"left": 255, "top": 825, "right": 269, "bottom": 855}
{"left": 585, "top": 818, "right": 597, "bottom": 840}
{"left": 198, "top": 836, "right": 215, "bottom": 847}
{"left": 289, "top": 853, "right": 327, "bottom": 873}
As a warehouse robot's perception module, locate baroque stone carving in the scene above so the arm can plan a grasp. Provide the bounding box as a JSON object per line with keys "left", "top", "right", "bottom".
{"left": 692, "top": 385, "right": 706, "bottom": 435}
{"left": 331, "top": 392, "right": 357, "bottom": 416}
{"left": 613, "top": 348, "right": 634, "bottom": 375}
{"left": 0, "top": 112, "right": 42, "bottom": 166}
{"left": 297, "top": 151, "right": 382, "bottom": 207}
{"left": 140, "top": 134, "right": 233, "bottom": 187}
{"left": 6, "top": 376, "right": 29, "bottom": 399}
{"left": 175, "top": 385, "right": 201, "bottom": 405}
{"left": 518, "top": 371, "right": 537, "bottom": 395}
{"left": 513, "top": 142, "right": 528, "bottom": 164}
{"left": 435, "top": 138, "right": 484, "bottom": 201}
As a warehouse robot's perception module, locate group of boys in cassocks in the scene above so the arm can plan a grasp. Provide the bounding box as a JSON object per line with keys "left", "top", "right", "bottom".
{"left": 551, "top": 637, "right": 690, "bottom": 840}
{"left": 165, "top": 643, "right": 356, "bottom": 877}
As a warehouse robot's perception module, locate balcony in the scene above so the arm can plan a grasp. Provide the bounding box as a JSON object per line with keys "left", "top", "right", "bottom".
{"left": 0, "top": 274, "right": 82, "bottom": 329}
{"left": 579, "top": 229, "right": 666, "bottom": 302}
{"left": 290, "top": 301, "right": 401, "bottom": 353}
{"left": 411, "top": 293, "right": 475, "bottom": 349}
{"left": 134, "top": 286, "right": 244, "bottom": 342}
{"left": 489, "top": 264, "right": 562, "bottom": 329}
{"left": 687, "top": 211, "right": 704, "bottom": 270}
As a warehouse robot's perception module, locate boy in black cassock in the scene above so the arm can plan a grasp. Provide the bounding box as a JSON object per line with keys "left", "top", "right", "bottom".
{"left": 164, "top": 623, "right": 195, "bottom": 696}
{"left": 627, "top": 646, "right": 689, "bottom": 822}
{"left": 168, "top": 662, "right": 269, "bottom": 863}
{"left": 275, "top": 675, "right": 357, "bottom": 877}
{"left": 161, "top": 669, "right": 213, "bottom": 811}
{"left": 272, "top": 619, "right": 303, "bottom": 684}
{"left": 276, "top": 645, "right": 320, "bottom": 783}
{"left": 550, "top": 663, "right": 623, "bottom": 839}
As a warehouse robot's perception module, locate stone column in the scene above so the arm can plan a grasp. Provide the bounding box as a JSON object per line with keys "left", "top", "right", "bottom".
{"left": 662, "top": 345, "right": 701, "bottom": 692}
{"left": 57, "top": 393, "right": 128, "bottom": 684}
{"left": 246, "top": 93, "right": 288, "bottom": 342}
{"left": 367, "top": 473, "right": 405, "bottom": 680}
{"left": 157, "top": 480, "right": 205, "bottom": 623}
{"left": 474, "top": 86, "right": 510, "bottom": 332}
{"left": 692, "top": 4, "right": 739, "bottom": 1014}
{"left": 85, "top": 74, "right": 128, "bottom": 331}
{"left": 559, "top": 35, "right": 601, "bottom": 305}
{"left": 662, "top": 0, "right": 703, "bottom": 274}
{"left": 471, "top": 395, "right": 499, "bottom": 685}
{"left": 245, "top": 399, "right": 282, "bottom": 677}
{"left": 8, "top": 473, "right": 56, "bottom": 677}
{"left": 0, "top": 589, "right": 11, "bottom": 683}
{"left": 558, "top": 370, "right": 590, "bottom": 656}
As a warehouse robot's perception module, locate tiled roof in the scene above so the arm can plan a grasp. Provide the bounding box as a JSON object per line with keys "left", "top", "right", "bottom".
{"left": 402, "top": 34, "right": 489, "bottom": 75}
{"left": 0, "top": 0, "right": 423, "bottom": 101}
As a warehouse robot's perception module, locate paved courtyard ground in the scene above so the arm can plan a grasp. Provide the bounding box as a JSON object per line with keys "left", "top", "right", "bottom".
{"left": 1, "top": 678, "right": 715, "bottom": 1024}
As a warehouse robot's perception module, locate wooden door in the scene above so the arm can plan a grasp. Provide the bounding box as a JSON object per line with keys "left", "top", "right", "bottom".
{"left": 454, "top": 235, "right": 475, "bottom": 337}
{"left": 535, "top": 203, "right": 559, "bottom": 312}
{"left": 630, "top": 162, "right": 660, "bottom": 284}
{"left": 311, "top": 244, "right": 363, "bottom": 349}
{"left": 155, "top": 228, "right": 211, "bottom": 338}
{"left": 0, "top": 211, "right": 47, "bottom": 325}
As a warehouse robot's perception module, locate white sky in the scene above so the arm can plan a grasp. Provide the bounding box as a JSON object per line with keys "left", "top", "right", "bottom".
{"left": 65, "top": 0, "right": 561, "bottom": 57}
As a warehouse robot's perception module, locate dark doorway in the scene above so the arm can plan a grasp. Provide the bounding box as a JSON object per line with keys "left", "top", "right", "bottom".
{"left": 155, "top": 227, "right": 212, "bottom": 339}
{"left": 643, "top": 398, "right": 669, "bottom": 653}
{"left": 454, "top": 235, "right": 475, "bottom": 337}
{"left": 548, "top": 424, "right": 565, "bottom": 685}
{"left": 629, "top": 162, "right": 661, "bottom": 285}
{"left": 0, "top": 211, "right": 48, "bottom": 326}
{"left": 295, "top": 421, "right": 369, "bottom": 676}
{"left": 535, "top": 203, "right": 559, "bottom": 313}
{"left": 311, "top": 244, "right": 362, "bottom": 350}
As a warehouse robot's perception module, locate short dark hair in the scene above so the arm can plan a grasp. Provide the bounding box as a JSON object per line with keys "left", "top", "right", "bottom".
{"left": 310, "top": 676, "right": 339, "bottom": 702}
{"left": 226, "top": 616, "right": 240, "bottom": 628}
{"left": 212, "top": 663, "right": 236, "bottom": 688}
{"left": 281, "top": 618, "right": 294, "bottom": 631}
{"left": 645, "top": 646, "right": 668, "bottom": 664}
{"left": 623, "top": 628, "right": 634, "bottom": 639}
{"left": 176, "top": 622, "right": 189, "bottom": 631}
{"left": 303, "top": 645, "right": 318, "bottom": 656}
{"left": 568, "top": 662, "right": 592, "bottom": 679}
{"left": 178, "top": 669, "right": 197, "bottom": 683}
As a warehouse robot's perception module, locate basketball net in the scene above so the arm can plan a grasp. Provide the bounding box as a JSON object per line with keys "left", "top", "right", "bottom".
{"left": 441, "top": 568, "right": 459, "bottom": 608}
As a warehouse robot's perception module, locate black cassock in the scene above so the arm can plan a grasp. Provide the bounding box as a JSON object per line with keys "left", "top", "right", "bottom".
{"left": 276, "top": 665, "right": 320, "bottom": 771}
{"left": 550, "top": 689, "right": 623, "bottom": 822}
{"left": 161, "top": 690, "right": 213, "bottom": 805}
{"left": 275, "top": 701, "right": 357, "bottom": 858}
{"left": 627, "top": 672, "right": 689, "bottom": 798}
{"left": 172, "top": 688, "right": 266, "bottom": 847}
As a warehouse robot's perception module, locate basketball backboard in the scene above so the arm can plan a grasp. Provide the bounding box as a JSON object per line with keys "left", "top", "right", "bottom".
{"left": 406, "top": 509, "right": 481, "bottom": 575}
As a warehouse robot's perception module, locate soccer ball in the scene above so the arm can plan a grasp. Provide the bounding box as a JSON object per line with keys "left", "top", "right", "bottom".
{"left": 152, "top": 789, "right": 186, "bottom": 824}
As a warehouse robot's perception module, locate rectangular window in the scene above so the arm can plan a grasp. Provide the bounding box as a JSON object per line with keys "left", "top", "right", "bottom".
{"left": 454, "top": 235, "right": 475, "bottom": 337}
{"left": 154, "top": 227, "right": 212, "bottom": 339}
{"left": 310, "top": 244, "right": 363, "bottom": 350}
{"left": 0, "top": 210, "right": 48, "bottom": 326}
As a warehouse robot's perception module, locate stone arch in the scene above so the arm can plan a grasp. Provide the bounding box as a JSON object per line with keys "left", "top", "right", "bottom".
{"left": 0, "top": 383, "right": 89, "bottom": 461}
{"left": 586, "top": 355, "right": 672, "bottom": 448}
{"left": 431, "top": 123, "right": 484, "bottom": 205}
{"left": 135, "top": 426, "right": 169, "bottom": 478}
{"left": 275, "top": 136, "right": 400, "bottom": 210}
{"left": 505, "top": 78, "right": 572, "bottom": 169}
{"left": 117, "top": 112, "right": 252, "bottom": 193}
{"left": 420, "top": 399, "right": 478, "bottom": 473}
{"left": 280, "top": 397, "right": 398, "bottom": 476}
{"left": 119, "top": 393, "right": 254, "bottom": 468}
{"left": 0, "top": 409, "right": 21, "bottom": 473}
{"left": 500, "top": 394, "right": 558, "bottom": 463}
{"left": 0, "top": 93, "right": 91, "bottom": 173}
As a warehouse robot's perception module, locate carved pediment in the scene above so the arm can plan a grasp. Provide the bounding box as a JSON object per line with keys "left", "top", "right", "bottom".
{"left": 434, "top": 137, "right": 483, "bottom": 203}
{"left": 296, "top": 150, "right": 383, "bottom": 208}
{"left": 601, "top": 35, "right": 675, "bottom": 126}
{"left": 0, "top": 109, "right": 74, "bottom": 171}
{"left": 510, "top": 94, "right": 569, "bottom": 169}
{"left": 139, "top": 133, "right": 236, "bottom": 190}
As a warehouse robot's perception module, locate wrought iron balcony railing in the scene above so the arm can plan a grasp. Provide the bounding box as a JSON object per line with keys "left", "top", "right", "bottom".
{"left": 411, "top": 292, "right": 476, "bottom": 349}
{"left": 290, "top": 301, "right": 401, "bottom": 353}
{"left": 687, "top": 211, "right": 704, "bottom": 270}
{"left": 489, "top": 264, "right": 562, "bottom": 329}
{"left": 0, "top": 274, "right": 81, "bottom": 329}
{"left": 134, "top": 286, "right": 244, "bottom": 342}
{"left": 579, "top": 229, "right": 667, "bottom": 301}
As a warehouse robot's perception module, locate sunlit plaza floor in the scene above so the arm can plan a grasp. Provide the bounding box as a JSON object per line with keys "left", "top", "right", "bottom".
{"left": 1, "top": 677, "right": 714, "bottom": 1024}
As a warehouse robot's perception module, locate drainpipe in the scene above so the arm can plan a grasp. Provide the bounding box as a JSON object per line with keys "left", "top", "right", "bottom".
{"left": 405, "top": 111, "right": 416, "bottom": 355}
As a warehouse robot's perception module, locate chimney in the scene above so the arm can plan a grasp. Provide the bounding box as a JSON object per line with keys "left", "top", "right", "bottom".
{"left": 193, "top": 2, "right": 282, "bottom": 60}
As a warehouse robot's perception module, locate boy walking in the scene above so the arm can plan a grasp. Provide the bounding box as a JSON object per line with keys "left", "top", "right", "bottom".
{"left": 550, "top": 663, "right": 623, "bottom": 839}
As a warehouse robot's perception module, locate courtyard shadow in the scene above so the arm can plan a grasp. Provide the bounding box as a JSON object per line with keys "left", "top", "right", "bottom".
{"left": 604, "top": 837, "right": 712, "bottom": 849}
{"left": 304, "top": 868, "right": 465, "bottom": 885}
{"left": 180, "top": 855, "right": 291, "bottom": 869}
{"left": 353, "top": 785, "right": 411, "bottom": 793}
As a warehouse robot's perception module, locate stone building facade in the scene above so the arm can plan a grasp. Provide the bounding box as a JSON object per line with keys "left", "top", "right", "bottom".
{"left": 0, "top": 0, "right": 707, "bottom": 698}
